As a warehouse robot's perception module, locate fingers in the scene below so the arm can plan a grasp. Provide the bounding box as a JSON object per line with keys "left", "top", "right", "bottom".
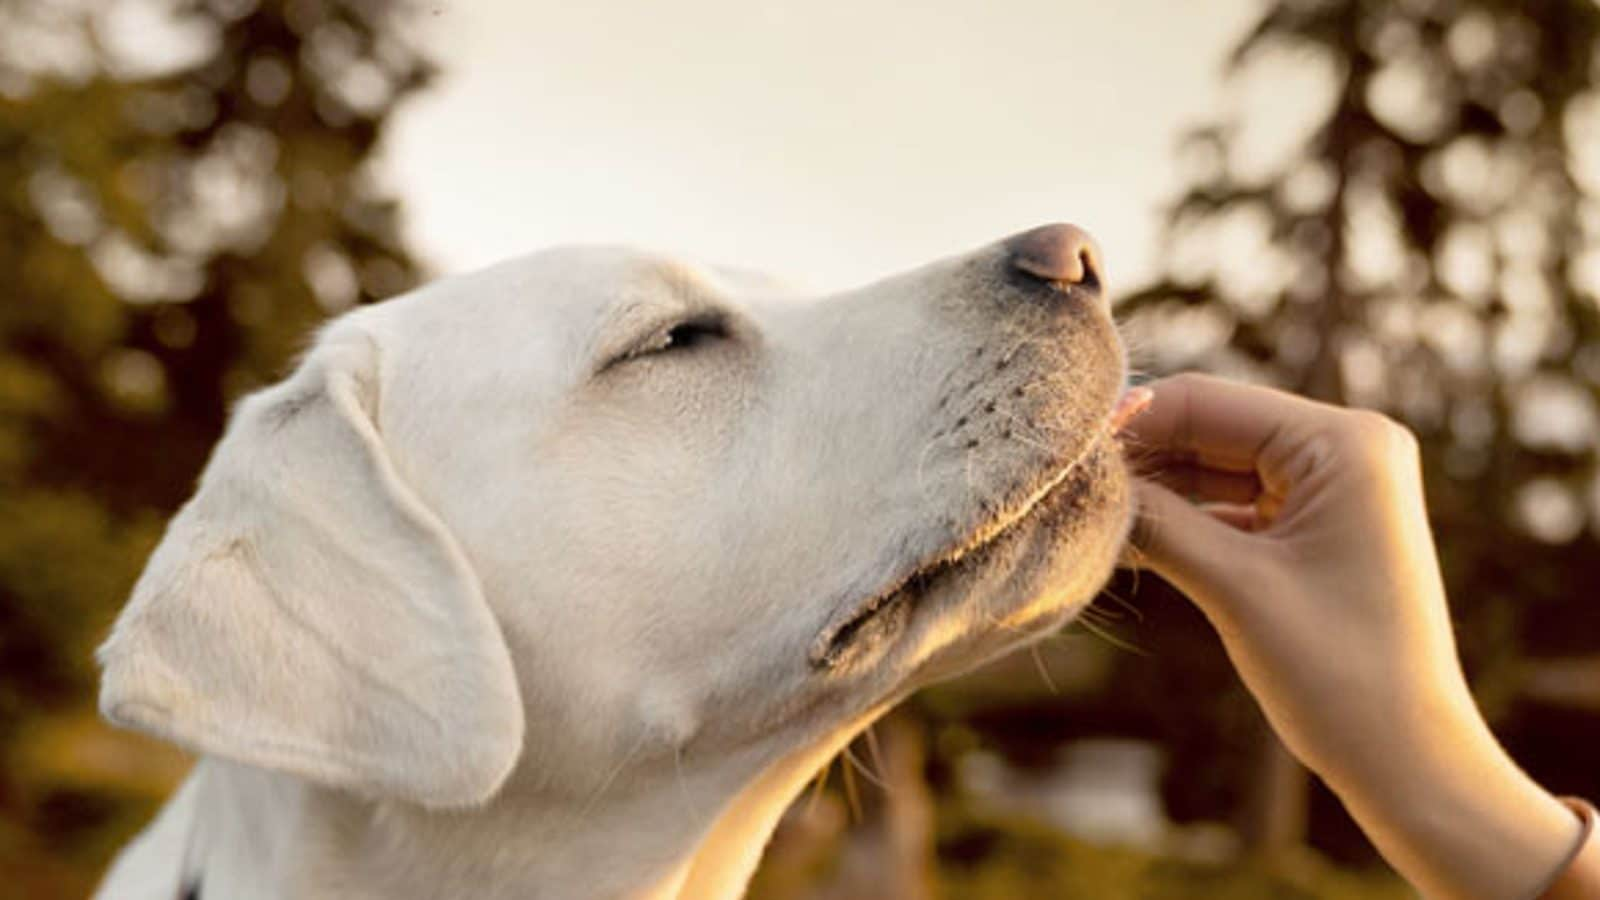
{"left": 1121, "top": 373, "right": 1332, "bottom": 475}
{"left": 1201, "top": 502, "right": 1262, "bottom": 531}
{"left": 1131, "top": 459, "right": 1263, "bottom": 506}
{"left": 1127, "top": 479, "right": 1255, "bottom": 621}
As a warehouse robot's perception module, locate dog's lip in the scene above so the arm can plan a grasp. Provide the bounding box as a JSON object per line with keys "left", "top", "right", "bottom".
{"left": 808, "top": 386, "right": 1152, "bottom": 669}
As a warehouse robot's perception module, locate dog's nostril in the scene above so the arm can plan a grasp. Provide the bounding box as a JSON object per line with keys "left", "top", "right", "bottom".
{"left": 1004, "top": 223, "right": 1105, "bottom": 294}
{"left": 1075, "top": 248, "right": 1101, "bottom": 292}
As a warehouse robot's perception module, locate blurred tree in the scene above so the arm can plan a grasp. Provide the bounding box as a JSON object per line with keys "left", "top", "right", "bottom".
{"left": 1119, "top": 0, "right": 1600, "bottom": 861}
{"left": 0, "top": 0, "right": 428, "bottom": 891}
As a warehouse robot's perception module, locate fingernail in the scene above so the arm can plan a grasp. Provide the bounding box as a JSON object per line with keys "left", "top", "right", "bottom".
{"left": 1111, "top": 387, "right": 1154, "bottom": 432}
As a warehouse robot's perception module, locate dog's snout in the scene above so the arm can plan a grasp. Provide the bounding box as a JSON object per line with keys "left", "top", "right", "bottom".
{"left": 1004, "top": 223, "right": 1105, "bottom": 298}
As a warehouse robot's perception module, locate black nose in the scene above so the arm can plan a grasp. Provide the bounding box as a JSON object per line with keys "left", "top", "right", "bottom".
{"left": 1004, "top": 223, "right": 1106, "bottom": 297}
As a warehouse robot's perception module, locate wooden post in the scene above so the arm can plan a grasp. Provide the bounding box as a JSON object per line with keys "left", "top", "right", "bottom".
{"left": 1239, "top": 723, "right": 1309, "bottom": 856}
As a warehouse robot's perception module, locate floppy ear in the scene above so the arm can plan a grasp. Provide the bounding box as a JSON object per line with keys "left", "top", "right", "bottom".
{"left": 98, "top": 328, "right": 523, "bottom": 809}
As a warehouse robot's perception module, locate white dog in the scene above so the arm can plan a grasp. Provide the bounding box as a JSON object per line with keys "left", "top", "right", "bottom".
{"left": 94, "top": 224, "right": 1142, "bottom": 899}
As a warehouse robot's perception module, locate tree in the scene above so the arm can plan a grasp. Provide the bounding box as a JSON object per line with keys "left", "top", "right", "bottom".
{"left": 1120, "top": 0, "right": 1600, "bottom": 859}
{"left": 0, "top": 0, "right": 428, "bottom": 892}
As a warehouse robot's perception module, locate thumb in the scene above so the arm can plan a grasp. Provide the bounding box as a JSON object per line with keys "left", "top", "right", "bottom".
{"left": 1127, "top": 478, "right": 1255, "bottom": 617}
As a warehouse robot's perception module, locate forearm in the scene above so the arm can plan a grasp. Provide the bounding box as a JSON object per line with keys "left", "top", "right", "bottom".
{"left": 1328, "top": 709, "right": 1580, "bottom": 900}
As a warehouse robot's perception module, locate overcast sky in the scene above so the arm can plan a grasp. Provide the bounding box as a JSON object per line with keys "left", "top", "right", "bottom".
{"left": 379, "top": 0, "right": 1266, "bottom": 293}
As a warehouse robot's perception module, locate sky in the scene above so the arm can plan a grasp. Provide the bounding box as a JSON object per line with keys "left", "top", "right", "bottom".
{"left": 380, "top": 0, "right": 1268, "bottom": 294}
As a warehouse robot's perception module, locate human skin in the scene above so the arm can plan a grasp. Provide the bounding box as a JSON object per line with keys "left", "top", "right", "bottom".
{"left": 1124, "top": 373, "right": 1580, "bottom": 900}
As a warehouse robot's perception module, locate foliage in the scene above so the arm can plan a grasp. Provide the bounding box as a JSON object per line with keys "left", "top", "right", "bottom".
{"left": 1126, "top": 0, "right": 1600, "bottom": 542}
{"left": 0, "top": 0, "right": 426, "bottom": 892}
{"left": 1114, "top": 0, "right": 1600, "bottom": 856}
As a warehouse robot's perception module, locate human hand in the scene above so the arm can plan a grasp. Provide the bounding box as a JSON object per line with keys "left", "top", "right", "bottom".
{"left": 1123, "top": 373, "right": 1578, "bottom": 900}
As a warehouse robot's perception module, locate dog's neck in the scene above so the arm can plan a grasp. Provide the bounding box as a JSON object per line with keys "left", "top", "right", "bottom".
{"left": 196, "top": 710, "right": 882, "bottom": 899}
{"left": 674, "top": 709, "right": 883, "bottom": 898}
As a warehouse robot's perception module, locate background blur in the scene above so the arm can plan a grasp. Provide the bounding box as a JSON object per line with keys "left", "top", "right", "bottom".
{"left": 3, "top": 0, "right": 1599, "bottom": 896}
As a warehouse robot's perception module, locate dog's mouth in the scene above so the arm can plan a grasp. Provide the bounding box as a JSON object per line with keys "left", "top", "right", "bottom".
{"left": 808, "top": 387, "right": 1152, "bottom": 670}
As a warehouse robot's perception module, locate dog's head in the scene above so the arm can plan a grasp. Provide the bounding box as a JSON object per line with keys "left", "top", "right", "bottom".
{"left": 98, "top": 224, "right": 1135, "bottom": 809}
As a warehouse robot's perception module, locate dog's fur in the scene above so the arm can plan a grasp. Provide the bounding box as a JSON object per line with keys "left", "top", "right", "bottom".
{"left": 94, "top": 231, "right": 1131, "bottom": 899}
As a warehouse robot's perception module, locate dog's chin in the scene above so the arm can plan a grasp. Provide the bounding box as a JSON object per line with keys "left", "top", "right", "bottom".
{"left": 810, "top": 439, "right": 1132, "bottom": 682}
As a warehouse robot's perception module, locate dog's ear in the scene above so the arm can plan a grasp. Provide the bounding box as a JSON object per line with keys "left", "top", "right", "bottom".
{"left": 97, "top": 327, "right": 523, "bottom": 809}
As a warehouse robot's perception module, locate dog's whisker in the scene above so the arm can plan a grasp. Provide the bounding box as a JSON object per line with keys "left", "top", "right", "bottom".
{"left": 1122, "top": 548, "right": 1149, "bottom": 591}
{"left": 1073, "top": 613, "right": 1148, "bottom": 656}
{"left": 1078, "top": 605, "right": 1115, "bottom": 631}
{"left": 805, "top": 757, "right": 832, "bottom": 820}
{"left": 843, "top": 744, "right": 892, "bottom": 793}
{"left": 840, "top": 750, "right": 864, "bottom": 823}
{"left": 1081, "top": 597, "right": 1126, "bottom": 628}
{"left": 577, "top": 730, "right": 649, "bottom": 819}
{"left": 1097, "top": 586, "right": 1145, "bottom": 623}
{"left": 864, "top": 725, "right": 889, "bottom": 791}
{"left": 913, "top": 434, "right": 941, "bottom": 499}
{"left": 673, "top": 745, "right": 702, "bottom": 825}
{"left": 997, "top": 412, "right": 1056, "bottom": 456}
{"left": 1030, "top": 643, "right": 1060, "bottom": 694}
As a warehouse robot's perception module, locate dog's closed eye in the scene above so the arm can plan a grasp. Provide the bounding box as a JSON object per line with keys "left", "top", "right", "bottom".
{"left": 606, "top": 314, "right": 730, "bottom": 369}
{"left": 653, "top": 316, "right": 727, "bottom": 353}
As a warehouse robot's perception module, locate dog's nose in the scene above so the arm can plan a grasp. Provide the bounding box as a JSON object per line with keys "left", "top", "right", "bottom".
{"left": 1004, "top": 223, "right": 1106, "bottom": 299}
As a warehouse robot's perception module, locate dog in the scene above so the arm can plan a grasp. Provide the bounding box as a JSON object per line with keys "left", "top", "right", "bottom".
{"left": 93, "top": 223, "right": 1142, "bottom": 899}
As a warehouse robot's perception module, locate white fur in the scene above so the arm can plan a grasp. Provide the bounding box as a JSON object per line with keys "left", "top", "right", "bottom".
{"left": 95, "top": 237, "right": 1132, "bottom": 899}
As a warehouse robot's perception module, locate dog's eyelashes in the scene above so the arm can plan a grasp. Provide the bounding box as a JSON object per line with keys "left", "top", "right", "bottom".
{"left": 611, "top": 314, "right": 730, "bottom": 368}
{"left": 660, "top": 317, "right": 727, "bottom": 352}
